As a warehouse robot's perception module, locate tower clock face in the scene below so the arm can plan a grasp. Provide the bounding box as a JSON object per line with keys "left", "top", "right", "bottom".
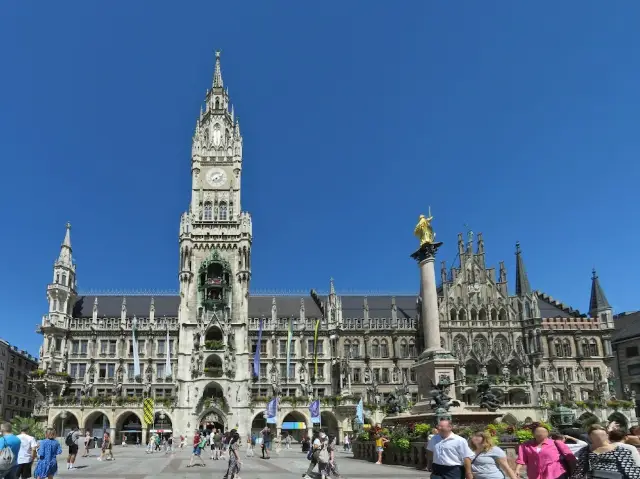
{"left": 206, "top": 168, "right": 227, "bottom": 187}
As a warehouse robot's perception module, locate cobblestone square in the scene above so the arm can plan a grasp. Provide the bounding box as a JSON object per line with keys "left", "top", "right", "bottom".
{"left": 50, "top": 445, "right": 428, "bottom": 479}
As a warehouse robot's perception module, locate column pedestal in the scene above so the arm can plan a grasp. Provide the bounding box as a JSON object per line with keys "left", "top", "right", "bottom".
{"left": 409, "top": 242, "right": 458, "bottom": 416}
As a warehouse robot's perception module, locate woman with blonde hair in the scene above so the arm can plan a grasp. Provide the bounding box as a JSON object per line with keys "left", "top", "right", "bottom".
{"left": 34, "top": 428, "right": 62, "bottom": 479}
{"left": 468, "top": 431, "right": 518, "bottom": 479}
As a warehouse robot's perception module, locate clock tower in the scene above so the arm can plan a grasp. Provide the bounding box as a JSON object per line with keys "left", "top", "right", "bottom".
{"left": 177, "top": 51, "right": 253, "bottom": 431}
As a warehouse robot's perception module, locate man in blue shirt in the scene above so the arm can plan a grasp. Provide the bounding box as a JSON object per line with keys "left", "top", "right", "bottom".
{"left": 0, "top": 422, "right": 22, "bottom": 479}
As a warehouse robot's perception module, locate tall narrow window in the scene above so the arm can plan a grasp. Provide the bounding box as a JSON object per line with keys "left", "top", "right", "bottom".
{"left": 351, "top": 340, "right": 360, "bottom": 358}
{"left": 589, "top": 339, "right": 598, "bottom": 357}
{"left": 400, "top": 340, "right": 408, "bottom": 359}
{"left": 204, "top": 202, "right": 212, "bottom": 221}
{"left": 371, "top": 340, "right": 380, "bottom": 358}
{"left": 343, "top": 340, "right": 351, "bottom": 358}
{"left": 219, "top": 202, "right": 228, "bottom": 221}
{"left": 380, "top": 339, "right": 389, "bottom": 358}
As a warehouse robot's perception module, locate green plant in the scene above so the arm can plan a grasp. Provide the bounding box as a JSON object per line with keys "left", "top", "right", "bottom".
{"left": 30, "top": 369, "right": 46, "bottom": 378}
{"left": 205, "top": 340, "right": 225, "bottom": 350}
{"left": 12, "top": 416, "right": 46, "bottom": 439}
{"left": 515, "top": 429, "right": 533, "bottom": 443}
{"left": 414, "top": 423, "right": 431, "bottom": 439}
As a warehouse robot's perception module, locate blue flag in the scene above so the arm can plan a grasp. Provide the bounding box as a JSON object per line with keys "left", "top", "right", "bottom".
{"left": 309, "top": 399, "right": 321, "bottom": 424}
{"left": 356, "top": 397, "right": 364, "bottom": 424}
{"left": 266, "top": 398, "right": 278, "bottom": 424}
{"left": 253, "top": 318, "right": 263, "bottom": 378}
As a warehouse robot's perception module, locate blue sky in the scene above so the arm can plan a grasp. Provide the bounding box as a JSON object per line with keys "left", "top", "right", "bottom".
{"left": 1, "top": 2, "right": 639, "bottom": 355}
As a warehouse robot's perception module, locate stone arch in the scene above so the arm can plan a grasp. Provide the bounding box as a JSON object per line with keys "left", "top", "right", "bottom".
{"left": 487, "top": 358, "right": 500, "bottom": 376}
{"left": 198, "top": 406, "right": 228, "bottom": 431}
{"left": 453, "top": 335, "right": 469, "bottom": 362}
{"left": 465, "top": 359, "right": 480, "bottom": 376}
{"left": 115, "top": 411, "right": 143, "bottom": 445}
{"left": 204, "top": 354, "right": 224, "bottom": 378}
{"left": 578, "top": 412, "right": 600, "bottom": 428}
{"left": 470, "top": 309, "right": 478, "bottom": 322}
{"left": 450, "top": 308, "right": 457, "bottom": 322}
{"left": 250, "top": 412, "right": 266, "bottom": 434}
{"left": 507, "top": 388, "right": 529, "bottom": 405}
{"left": 52, "top": 410, "right": 80, "bottom": 438}
{"left": 320, "top": 410, "right": 339, "bottom": 439}
{"left": 84, "top": 409, "right": 111, "bottom": 436}
{"left": 608, "top": 411, "right": 629, "bottom": 430}
{"left": 205, "top": 325, "right": 223, "bottom": 345}
{"left": 499, "top": 308, "right": 507, "bottom": 321}
{"left": 281, "top": 410, "right": 311, "bottom": 441}
{"left": 153, "top": 411, "right": 173, "bottom": 437}
{"left": 479, "top": 308, "right": 488, "bottom": 322}
{"left": 502, "top": 413, "right": 518, "bottom": 425}
{"left": 459, "top": 309, "right": 467, "bottom": 322}
{"left": 491, "top": 308, "right": 498, "bottom": 322}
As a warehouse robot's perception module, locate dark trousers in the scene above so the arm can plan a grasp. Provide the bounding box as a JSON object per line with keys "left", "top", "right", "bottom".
{"left": 432, "top": 463, "right": 465, "bottom": 479}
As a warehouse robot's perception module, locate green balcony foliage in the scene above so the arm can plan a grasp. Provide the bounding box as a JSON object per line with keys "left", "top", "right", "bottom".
{"left": 205, "top": 340, "right": 225, "bottom": 350}
{"left": 607, "top": 399, "right": 635, "bottom": 410}
{"left": 204, "top": 367, "right": 223, "bottom": 377}
{"left": 30, "top": 369, "right": 46, "bottom": 378}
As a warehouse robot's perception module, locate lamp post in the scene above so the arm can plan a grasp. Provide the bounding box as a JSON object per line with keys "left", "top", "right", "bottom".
{"left": 60, "top": 411, "right": 68, "bottom": 438}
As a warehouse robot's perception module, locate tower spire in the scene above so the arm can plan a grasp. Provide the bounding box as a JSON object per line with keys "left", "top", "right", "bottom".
{"left": 213, "top": 50, "right": 223, "bottom": 88}
{"left": 515, "top": 241, "right": 531, "bottom": 296}
{"left": 57, "top": 222, "right": 73, "bottom": 266}
{"left": 589, "top": 269, "right": 611, "bottom": 313}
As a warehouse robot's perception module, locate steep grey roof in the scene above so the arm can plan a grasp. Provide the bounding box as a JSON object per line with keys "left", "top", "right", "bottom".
{"left": 72, "top": 296, "right": 180, "bottom": 318}
{"left": 535, "top": 292, "right": 586, "bottom": 318}
{"left": 340, "top": 295, "right": 418, "bottom": 319}
{"left": 612, "top": 311, "right": 640, "bottom": 342}
{"left": 247, "top": 296, "right": 323, "bottom": 318}
{"left": 589, "top": 269, "right": 611, "bottom": 313}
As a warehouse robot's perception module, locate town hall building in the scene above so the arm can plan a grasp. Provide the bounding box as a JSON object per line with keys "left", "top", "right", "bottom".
{"left": 32, "top": 53, "right": 618, "bottom": 441}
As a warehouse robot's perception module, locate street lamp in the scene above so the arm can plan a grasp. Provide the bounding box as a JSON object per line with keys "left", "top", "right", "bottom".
{"left": 60, "top": 411, "right": 68, "bottom": 438}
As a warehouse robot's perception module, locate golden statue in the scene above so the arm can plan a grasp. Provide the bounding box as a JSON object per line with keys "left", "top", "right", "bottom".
{"left": 414, "top": 208, "right": 436, "bottom": 246}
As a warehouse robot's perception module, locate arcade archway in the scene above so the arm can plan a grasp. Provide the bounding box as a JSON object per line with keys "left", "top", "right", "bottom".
{"left": 52, "top": 411, "right": 79, "bottom": 438}
{"left": 85, "top": 410, "right": 111, "bottom": 438}
{"left": 320, "top": 411, "right": 339, "bottom": 439}
{"left": 152, "top": 411, "right": 173, "bottom": 438}
{"left": 251, "top": 413, "right": 267, "bottom": 435}
{"left": 116, "top": 411, "right": 143, "bottom": 445}
{"left": 200, "top": 409, "right": 226, "bottom": 434}
{"left": 281, "top": 411, "right": 309, "bottom": 442}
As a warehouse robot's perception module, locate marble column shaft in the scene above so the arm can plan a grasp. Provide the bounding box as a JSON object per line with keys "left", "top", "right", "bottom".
{"left": 419, "top": 256, "right": 441, "bottom": 353}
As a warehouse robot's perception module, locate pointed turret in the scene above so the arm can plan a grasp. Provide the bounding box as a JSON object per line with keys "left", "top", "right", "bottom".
{"left": 589, "top": 269, "right": 611, "bottom": 313}
{"left": 515, "top": 241, "right": 532, "bottom": 296}
{"left": 57, "top": 223, "right": 73, "bottom": 267}
{"left": 213, "top": 50, "right": 223, "bottom": 88}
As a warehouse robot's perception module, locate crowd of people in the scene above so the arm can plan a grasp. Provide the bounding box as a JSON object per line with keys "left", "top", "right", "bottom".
{"left": 0, "top": 418, "right": 353, "bottom": 479}
{"left": 371, "top": 418, "right": 640, "bottom": 479}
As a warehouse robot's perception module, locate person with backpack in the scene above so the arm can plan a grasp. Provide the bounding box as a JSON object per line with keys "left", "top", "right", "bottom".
{"left": 0, "top": 422, "right": 21, "bottom": 479}
{"left": 33, "top": 427, "right": 62, "bottom": 479}
{"left": 65, "top": 426, "right": 81, "bottom": 470}
{"left": 186, "top": 430, "right": 206, "bottom": 468}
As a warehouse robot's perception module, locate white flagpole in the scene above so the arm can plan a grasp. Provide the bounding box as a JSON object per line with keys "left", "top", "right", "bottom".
{"left": 165, "top": 325, "right": 171, "bottom": 377}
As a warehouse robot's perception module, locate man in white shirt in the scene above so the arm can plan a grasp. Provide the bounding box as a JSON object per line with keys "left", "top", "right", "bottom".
{"left": 16, "top": 426, "right": 37, "bottom": 479}
{"left": 427, "top": 419, "right": 474, "bottom": 479}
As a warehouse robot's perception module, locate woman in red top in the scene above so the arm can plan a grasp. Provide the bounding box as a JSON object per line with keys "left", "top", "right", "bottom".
{"left": 515, "top": 424, "right": 575, "bottom": 479}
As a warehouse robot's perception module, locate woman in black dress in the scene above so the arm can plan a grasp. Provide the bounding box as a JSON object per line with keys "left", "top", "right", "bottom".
{"left": 572, "top": 425, "right": 640, "bottom": 479}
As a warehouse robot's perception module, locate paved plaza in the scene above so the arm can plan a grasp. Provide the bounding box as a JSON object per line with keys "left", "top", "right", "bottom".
{"left": 51, "top": 444, "right": 429, "bottom": 479}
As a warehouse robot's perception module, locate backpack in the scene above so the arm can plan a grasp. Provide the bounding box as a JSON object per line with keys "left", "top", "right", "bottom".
{"left": 0, "top": 441, "right": 15, "bottom": 473}
{"left": 65, "top": 432, "right": 75, "bottom": 446}
{"left": 318, "top": 444, "right": 330, "bottom": 463}
{"left": 198, "top": 437, "right": 207, "bottom": 449}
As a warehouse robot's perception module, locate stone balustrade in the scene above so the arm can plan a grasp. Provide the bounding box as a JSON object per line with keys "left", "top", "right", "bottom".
{"left": 352, "top": 441, "right": 520, "bottom": 469}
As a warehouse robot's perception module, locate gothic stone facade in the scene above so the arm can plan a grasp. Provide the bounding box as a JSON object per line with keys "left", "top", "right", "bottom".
{"left": 33, "top": 53, "right": 617, "bottom": 439}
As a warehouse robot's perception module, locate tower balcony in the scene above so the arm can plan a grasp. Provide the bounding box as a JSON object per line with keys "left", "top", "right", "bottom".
{"left": 30, "top": 369, "right": 71, "bottom": 385}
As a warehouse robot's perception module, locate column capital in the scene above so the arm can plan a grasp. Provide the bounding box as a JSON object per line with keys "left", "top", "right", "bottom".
{"left": 411, "top": 242, "right": 444, "bottom": 264}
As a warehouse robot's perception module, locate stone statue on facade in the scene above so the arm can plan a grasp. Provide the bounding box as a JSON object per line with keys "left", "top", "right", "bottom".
{"left": 477, "top": 382, "right": 502, "bottom": 412}
{"left": 624, "top": 385, "right": 637, "bottom": 402}
{"left": 414, "top": 209, "right": 436, "bottom": 246}
{"left": 392, "top": 366, "right": 401, "bottom": 384}
{"left": 480, "top": 365, "right": 488, "bottom": 379}
{"left": 501, "top": 365, "right": 510, "bottom": 384}
{"left": 363, "top": 367, "right": 372, "bottom": 384}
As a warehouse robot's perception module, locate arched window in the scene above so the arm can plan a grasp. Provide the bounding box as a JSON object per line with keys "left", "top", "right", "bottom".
{"left": 594, "top": 367, "right": 602, "bottom": 382}
{"left": 491, "top": 309, "right": 498, "bottom": 322}
{"left": 351, "top": 340, "right": 360, "bottom": 358}
{"left": 371, "top": 340, "right": 380, "bottom": 358}
{"left": 589, "top": 339, "right": 598, "bottom": 357}
{"left": 450, "top": 309, "right": 457, "bottom": 322}
{"left": 380, "top": 339, "right": 389, "bottom": 358}
{"left": 459, "top": 309, "right": 467, "bottom": 322}
{"left": 400, "top": 340, "right": 408, "bottom": 358}
{"left": 479, "top": 309, "right": 487, "bottom": 322}
{"left": 562, "top": 339, "right": 572, "bottom": 357}
{"left": 558, "top": 368, "right": 565, "bottom": 382}
{"left": 219, "top": 202, "right": 228, "bottom": 221}
{"left": 540, "top": 368, "right": 546, "bottom": 380}
{"left": 215, "top": 98, "right": 220, "bottom": 109}
{"left": 499, "top": 309, "right": 507, "bottom": 321}
{"left": 343, "top": 340, "right": 351, "bottom": 358}
{"left": 518, "top": 303, "right": 524, "bottom": 321}
{"left": 62, "top": 274, "right": 67, "bottom": 286}
{"left": 554, "top": 340, "right": 563, "bottom": 357}
{"left": 204, "top": 202, "right": 212, "bottom": 221}
{"left": 525, "top": 302, "right": 532, "bottom": 319}
{"left": 585, "top": 368, "right": 594, "bottom": 381}
{"left": 408, "top": 340, "right": 416, "bottom": 358}
{"left": 471, "top": 310, "right": 478, "bottom": 322}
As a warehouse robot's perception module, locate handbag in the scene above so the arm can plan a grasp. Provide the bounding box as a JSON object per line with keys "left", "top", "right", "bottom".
{"left": 554, "top": 440, "right": 576, "bottom": 475}
{"left": 592, "top": 469, "right": 623, "bottom": 479}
